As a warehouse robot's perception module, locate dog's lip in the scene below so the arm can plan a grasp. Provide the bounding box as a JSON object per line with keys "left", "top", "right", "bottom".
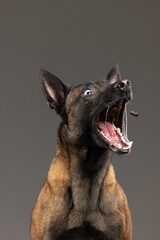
{"left": 94, "top": 98, "right": 133, "bottom": 153}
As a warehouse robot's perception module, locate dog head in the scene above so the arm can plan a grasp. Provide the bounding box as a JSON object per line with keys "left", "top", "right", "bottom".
{"left": 41, "top": 64, "right": 133, "bottom": 154}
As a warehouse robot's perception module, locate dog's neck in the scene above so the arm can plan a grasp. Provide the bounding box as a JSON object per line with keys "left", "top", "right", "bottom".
{"left": 56, "top": 123, "right": 114, "bottom": 211}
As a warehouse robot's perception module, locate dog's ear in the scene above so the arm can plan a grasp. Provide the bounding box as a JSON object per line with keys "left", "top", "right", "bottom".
{"left": 106, "top": 63, "right": 121, "bottom": 84}
{"left": 40, "top": 69, "right": 69, "bottom": 115}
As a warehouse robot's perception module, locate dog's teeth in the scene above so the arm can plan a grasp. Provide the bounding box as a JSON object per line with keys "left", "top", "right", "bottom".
{"left": 129, "top": 141, "right": 133, "bottom": 147}
{"left": 121, "top": 136, "right": 125, "bottom": 141}
{"left": 100, "top": 131, "right": 104, "bottom": 136}
{"left": 117, "top": 128, "right": 121, "bottom": 134}
{"left": 123, "top": 141, "right": 133, "bottom": 150}
{"left": 117, "top": 143, "right": 122, "bottom": 149}
{"left": 113, "top": 125, "right": 116, "bottom": 130}
{"left": 113, "top": 126, "right": 122, "bottom": 136}
{"left": 123, "top": 146, "right": 129, "bottom": 150}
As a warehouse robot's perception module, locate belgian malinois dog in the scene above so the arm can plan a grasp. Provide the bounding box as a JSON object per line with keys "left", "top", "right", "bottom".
{"left": 30, "top": 64, "right": 133, "bottom": 240}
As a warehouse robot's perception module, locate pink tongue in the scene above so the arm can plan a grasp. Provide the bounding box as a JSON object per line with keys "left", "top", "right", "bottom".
{"left": 98, "top": 122, "right": 119, "bottom": 142}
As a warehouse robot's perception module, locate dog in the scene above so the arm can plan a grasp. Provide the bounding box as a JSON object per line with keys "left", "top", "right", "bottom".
{"left": 30, "top": 64, "right": 133, "bottom": 240}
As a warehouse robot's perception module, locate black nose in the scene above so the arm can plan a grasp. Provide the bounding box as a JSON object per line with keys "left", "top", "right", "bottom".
{"left": 118, "top": 80, "right": 131, "bottom": 91}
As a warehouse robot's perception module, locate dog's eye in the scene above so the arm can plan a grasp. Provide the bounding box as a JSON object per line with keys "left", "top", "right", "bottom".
{"left": 84, "top": 90, "right": 92, "bottom": 96}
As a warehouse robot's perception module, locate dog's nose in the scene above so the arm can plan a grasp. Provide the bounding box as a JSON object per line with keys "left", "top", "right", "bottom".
{"left": 118, "top": 80, "right": 131, "bottom": 92}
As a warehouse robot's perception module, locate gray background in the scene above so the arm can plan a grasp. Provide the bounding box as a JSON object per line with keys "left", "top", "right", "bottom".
{"left": 0, "top": 1, "right": 160, "bottom": 239}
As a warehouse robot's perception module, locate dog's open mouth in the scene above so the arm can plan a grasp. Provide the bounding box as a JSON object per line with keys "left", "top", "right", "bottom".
{"left": 96, "top": 98, "right": 133, "bottom": 153}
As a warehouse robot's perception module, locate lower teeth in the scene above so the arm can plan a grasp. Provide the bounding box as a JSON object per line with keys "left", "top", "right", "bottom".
{"left": 99, "top": 129, "right": 133, "bottom": 150}
{"left": 117, "top": 143, "right": 122, "bottom": 149}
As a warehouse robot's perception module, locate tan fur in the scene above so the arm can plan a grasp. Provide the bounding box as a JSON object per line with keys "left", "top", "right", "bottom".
{"left": 31, "top": 139, "right": 132, "bottom": 239}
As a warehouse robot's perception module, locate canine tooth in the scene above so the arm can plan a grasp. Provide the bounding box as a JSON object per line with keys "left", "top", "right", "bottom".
{"left": 129, "top": 141, "right": 133, "bottom": 147}
{"left": 123, "top": 141, "right": 133, "bottom": 150}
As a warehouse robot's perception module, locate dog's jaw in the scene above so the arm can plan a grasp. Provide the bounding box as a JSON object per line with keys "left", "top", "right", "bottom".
{"left": 94, "top": 97, "right": 133, "bottom": 154}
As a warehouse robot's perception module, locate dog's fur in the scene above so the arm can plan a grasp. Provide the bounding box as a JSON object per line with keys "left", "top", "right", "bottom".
{"left": 30, "top": 65, "right": 132, "bottom": 240}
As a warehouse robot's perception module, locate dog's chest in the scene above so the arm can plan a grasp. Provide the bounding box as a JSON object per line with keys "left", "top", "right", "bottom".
{"left": 67, "top": 208, "right": 107, "bottom": 231}
{"left": 67, "top": 172, "right": 108, "bottom": 231}
{"left": 64, "top": 150, "right": 121, "bottom": 234}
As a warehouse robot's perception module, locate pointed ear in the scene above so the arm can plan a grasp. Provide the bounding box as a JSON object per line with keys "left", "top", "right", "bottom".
{"left": 40, "top": 69, "right": 69, "bottom": 115}
{"left": 106, "top": 63, "right": 121, "bottom": 84}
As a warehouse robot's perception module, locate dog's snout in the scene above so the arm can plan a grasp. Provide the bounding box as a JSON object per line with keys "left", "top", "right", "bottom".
{"left": 118, "top": 80, "right": 131, "bottom": 91}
